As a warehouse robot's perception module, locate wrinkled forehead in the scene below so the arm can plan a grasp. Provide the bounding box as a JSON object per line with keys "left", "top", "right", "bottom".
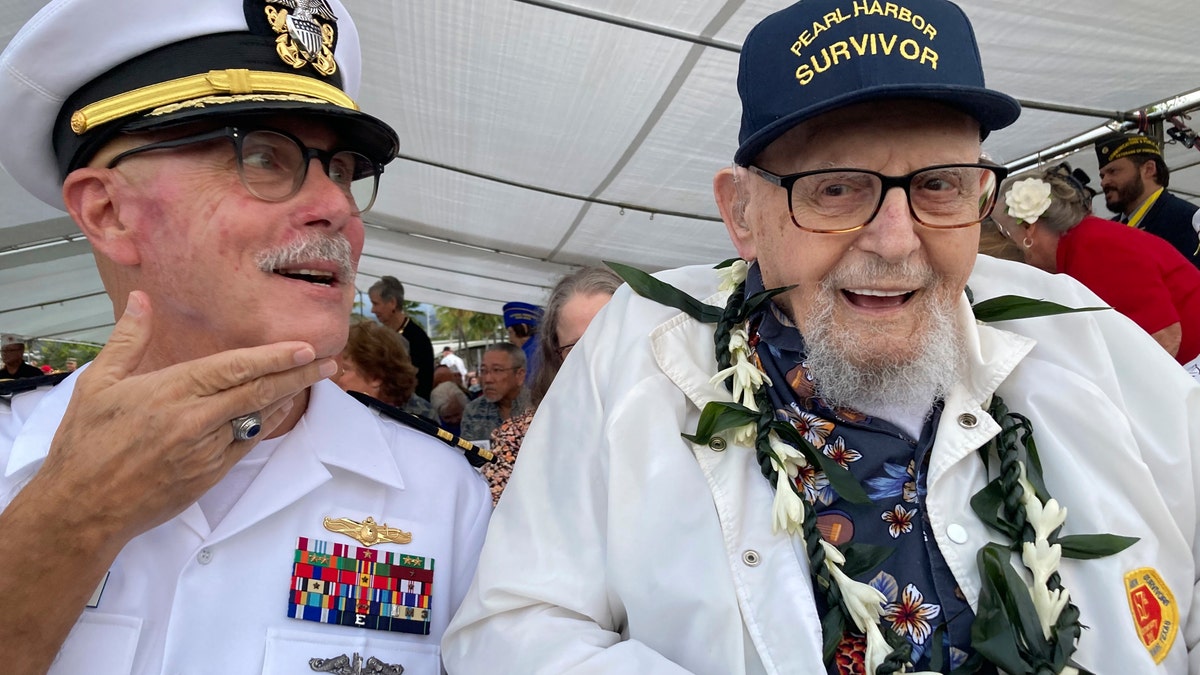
{"left": 756, "top": 99, "right": 981, "bottom": 168}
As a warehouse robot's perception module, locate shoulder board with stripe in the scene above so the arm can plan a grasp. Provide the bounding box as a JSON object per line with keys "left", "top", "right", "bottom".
{"left": 345, "top": 390, "right": 494, "bottom": 468}
{"left": 0, "top": 372, "right": 70, "bottom": 403}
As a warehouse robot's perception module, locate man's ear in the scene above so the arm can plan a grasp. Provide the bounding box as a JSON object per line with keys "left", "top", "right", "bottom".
{"left": 62, "top": 168, "right": 141, "bottom": 266}
{"left": 1140, "top": 158, "right": 1160, "bottom": 185}
{"left": 714, "top": 167, "right": 757, "bottom": 261}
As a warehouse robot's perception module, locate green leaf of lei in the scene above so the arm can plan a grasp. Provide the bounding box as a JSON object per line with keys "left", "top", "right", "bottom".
{"left": 971, "top": 294, "right": 1108, "bottom": 323}
{"left": 772, "top": 421, "right": 872, "bottom": 505}
{"left": 1058, "top": 533, "right": 1139, "bottom": 559}
{"left": 680, "top": 401, "right": 758, "bottom": 445}
{"left": 606, "top": 261, "right": 723, "bottom": 324}
{"left": 969, "top": 479, "right": 1022, "bottom": 540}
{"left": 820, "top": 604, "right": 846, "bottom": 662}
{"left": 973, "top": 543, "right": 1052, "bottom": 669}
{"left": 839, "top": 542, "right": 894, "bottom": 578}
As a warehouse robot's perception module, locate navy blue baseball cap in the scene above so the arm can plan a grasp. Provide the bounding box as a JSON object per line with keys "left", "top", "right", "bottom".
{"left": 502, "top": 302, "right": 543, "bottom": 328}
{"left": 734, "top": 0, "right": 1020, "bottom": 166}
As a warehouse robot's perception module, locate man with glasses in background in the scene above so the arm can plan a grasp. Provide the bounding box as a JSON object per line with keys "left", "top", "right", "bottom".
{"left": 444, "top": 0, "right": 1200, "bottom": 672}
{"left": 0, "top": 1, "right": 490, "bottom": 673}
{"left": 461, "top": 343, "right": 530, "bottom": 443}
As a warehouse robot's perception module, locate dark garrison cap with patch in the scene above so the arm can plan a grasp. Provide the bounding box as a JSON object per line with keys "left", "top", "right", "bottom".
{"left": 734, "top": 0, "right": 1020, "bottom": 166}
{"left": 1095, "top": 133, "right": 1162, "bottom": 169}
{"left": 0, "top": 0, "right": 399, "bottom": 208}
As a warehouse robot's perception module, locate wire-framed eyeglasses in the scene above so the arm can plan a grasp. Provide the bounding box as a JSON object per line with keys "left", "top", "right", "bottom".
{"left": 746, "top": 163, "right": 1008, "bottom": 234}
{"left": 106, "top": 126, "right": 384, "bottom": 214}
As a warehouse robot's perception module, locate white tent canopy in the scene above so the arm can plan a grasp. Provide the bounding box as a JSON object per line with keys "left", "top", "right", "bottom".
{"left": 2, "top": 0, "right": 1198, "bottom": 344}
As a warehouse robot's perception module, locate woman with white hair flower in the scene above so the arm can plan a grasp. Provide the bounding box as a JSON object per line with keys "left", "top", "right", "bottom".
{"left": 992, "top": 164, "right": 1200, "bottom": 377}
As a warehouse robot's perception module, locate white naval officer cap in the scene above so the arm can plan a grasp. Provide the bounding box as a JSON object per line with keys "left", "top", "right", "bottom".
{"left": 0, "top": 0, "right": 399, "bottom": 210}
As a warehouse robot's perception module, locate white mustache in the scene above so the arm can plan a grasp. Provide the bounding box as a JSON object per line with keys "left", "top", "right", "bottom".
{"left": 255, "top": 234, "right": 355, "bottom": 283}
{"left": 822, "top": 257, "right": 936, "bottom": 291}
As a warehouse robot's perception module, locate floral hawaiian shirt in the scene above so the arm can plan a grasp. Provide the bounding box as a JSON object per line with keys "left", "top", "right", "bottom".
{"left": 746, "top": 267, "right": 981, "bottom": 674}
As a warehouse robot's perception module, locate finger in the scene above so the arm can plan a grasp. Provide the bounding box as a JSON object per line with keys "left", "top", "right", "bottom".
{"left": 78, "top": 291, "right": 152, "bottom": 387}
{"left": 207, "top": 357, "right": 337, "bottom": 427}
{"left": 168, "top": 341, "right": 322, "bottom": 399}
{"left": 255, "top": 395, "right": 298, "bottom": 440}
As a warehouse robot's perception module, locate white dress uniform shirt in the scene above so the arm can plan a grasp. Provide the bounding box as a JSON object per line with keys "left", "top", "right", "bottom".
{"left": 0, "top": 378, "right": 491, "bottom": 675}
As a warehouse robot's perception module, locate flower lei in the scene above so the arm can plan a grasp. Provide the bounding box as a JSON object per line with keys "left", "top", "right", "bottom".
{"left": 609, "top": 259, "right": 1134, "bottom": 675}
{"left": 1006, "top": 177, "right": 1053, "bottom": 225}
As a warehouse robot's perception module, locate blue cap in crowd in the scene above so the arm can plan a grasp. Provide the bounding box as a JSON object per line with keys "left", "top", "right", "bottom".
{"left": 502, "top": 302, "right": 543, "bottom": 328}
{"left": 733, "top": 0, "right": 1020, "bottom": 166}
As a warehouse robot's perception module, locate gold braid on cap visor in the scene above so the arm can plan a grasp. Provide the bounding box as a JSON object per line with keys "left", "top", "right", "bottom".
{"left": 69, "top": 68, "right": 358, "bottom": 135}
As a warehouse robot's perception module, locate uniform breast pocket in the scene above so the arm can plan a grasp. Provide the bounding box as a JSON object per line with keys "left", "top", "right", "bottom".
{"left": 262, "top": 626, "right": 440, "bottom": 674}
{"left": 50, "top": 612, "right": 142, "bottom": 675}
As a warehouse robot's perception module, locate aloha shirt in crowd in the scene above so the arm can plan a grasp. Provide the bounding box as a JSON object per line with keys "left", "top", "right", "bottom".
{"left": 744, "top": 265, "right": 990, "bottom": 674}
{"left": 483, "top": 410, "right": 534, "bottom": 506}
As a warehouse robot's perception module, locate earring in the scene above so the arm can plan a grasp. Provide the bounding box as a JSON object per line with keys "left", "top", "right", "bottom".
{"left": 1022, "top": 237, "right": 1034, "bottom": 249}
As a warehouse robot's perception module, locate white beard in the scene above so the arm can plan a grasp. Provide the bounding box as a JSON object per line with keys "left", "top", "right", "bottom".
{"left": 799, "top": 267, "right": 966, "bottom": 435}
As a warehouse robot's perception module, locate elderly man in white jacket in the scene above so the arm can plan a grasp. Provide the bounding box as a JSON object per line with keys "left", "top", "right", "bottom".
{"left": 443, "top": 0, "right": 1200, "bottom": 673}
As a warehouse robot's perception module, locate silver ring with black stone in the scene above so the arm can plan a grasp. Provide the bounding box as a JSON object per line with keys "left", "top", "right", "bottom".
{"left": 230, "top": 412, "right": 263, "bottom": 441}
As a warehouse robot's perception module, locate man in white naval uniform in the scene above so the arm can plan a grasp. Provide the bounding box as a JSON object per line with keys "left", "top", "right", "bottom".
{"left": 443, "top": 0, "right": 1200, "bottom": 673}
{"left": 0, "top": 1, "right": 490, "bottom": 673}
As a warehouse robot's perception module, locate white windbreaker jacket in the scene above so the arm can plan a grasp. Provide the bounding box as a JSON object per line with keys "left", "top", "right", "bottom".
{"left": 443, "top": 255, "right": 1200, "bottom": 674}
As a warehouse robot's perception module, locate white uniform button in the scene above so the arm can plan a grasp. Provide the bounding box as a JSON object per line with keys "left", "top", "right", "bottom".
{"left": 708, "top": 437, "right": 727, "bottom": 452}
{"left": 742, "top": 550, "right": 761, "bottom": 567}
{"left": 946, "top": 524, "right": 969, "bottom": 544}
{"left": 957, "top": 413, "right": 979, "bottom": 429}
{"left": 196, "top": 548, "right": 214, "bottom": 565}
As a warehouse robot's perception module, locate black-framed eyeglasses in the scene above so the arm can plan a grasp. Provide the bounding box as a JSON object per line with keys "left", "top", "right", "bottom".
{"left": 478, "top": 366, "right": 522, "bottom": 377}
{"left": 106, "top": 126, "right": 383, "bottom": 214}
{"left": 556, "top": 342, "right": 578, "bottom": 359}
{"left": 746, "top": 163, "right": 1008, "bottom": 234}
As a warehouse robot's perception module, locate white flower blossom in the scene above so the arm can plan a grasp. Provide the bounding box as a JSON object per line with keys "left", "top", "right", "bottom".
{"left": 768, "top": 433, "right": 807, "bottom": 478}
{"left": 820, "top": 541, "right": 886, "bottom": 634}
{"left": 1022, "top": 540, "right": 1070, "bottom": 639}
{"left": 1013, "top": 460, "right": 1072, "bottom": 643}
{"left": 863, "top": 622, "right": 892, "bottom": 674}
{"left": 717, "top": 259, "right": 749, "bottom": 291}
{"left": 1028, "top": 497, "right": 1067, "bottom": 542}
{"left": 709, "top": 344, "right": 771, "bottom": 409}
{"left": 1005, "top": 177, "right": 1053, "bottom": 224}
{"left": 728, "top": 326, "right": 750, "bottom": 354}
{"left": 731, "top": 423, "right": 757, "bottom": 447}
{"left": 772, "top": 471, "right": 805, "bottom": 535}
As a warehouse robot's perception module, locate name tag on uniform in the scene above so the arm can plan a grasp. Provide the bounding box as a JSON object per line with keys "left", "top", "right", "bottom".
{"left": 288, "top": 537, "right": 434, "bottom": 635}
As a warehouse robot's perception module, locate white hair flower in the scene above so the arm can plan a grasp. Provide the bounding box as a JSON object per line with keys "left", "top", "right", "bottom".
{"left": 1005, "top": 178, "right": 1053, "bottom": 224}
